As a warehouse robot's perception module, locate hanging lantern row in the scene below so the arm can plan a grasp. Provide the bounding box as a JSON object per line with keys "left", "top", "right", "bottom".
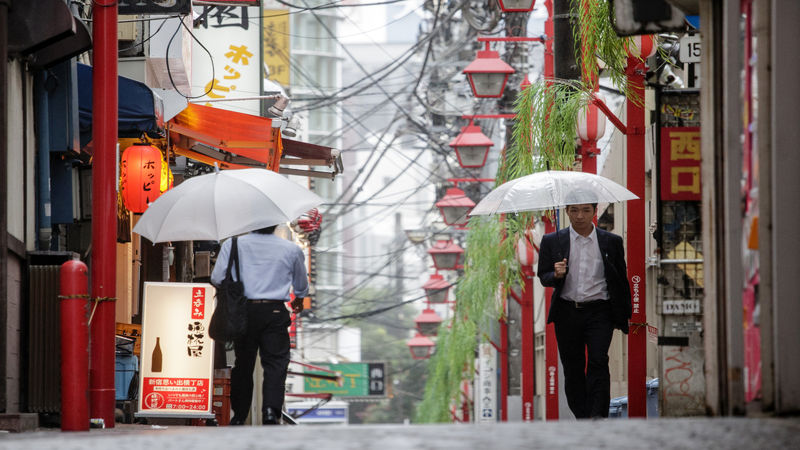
{"left": 463, "top": 42, "right": 515, "bottom": 98}
{"left": 449, "top": 120, "right": 494, "bottom": 168}
{"left": 435, "top": 187, "right": 476, "bottom": 227}
{"left": 427, "top": 239, "right": 464, "bottom": 271}
{"left": 121, "top": 143, "right": 165, "bottom": 214}
{"left": 415, "top": 308, "right": 444, "bottom": 337}
{"left": 407, "top": 333, "right": 436, "bottom": 359}
{"left": 423, "top": 273, "right": 452, "bottom": 304}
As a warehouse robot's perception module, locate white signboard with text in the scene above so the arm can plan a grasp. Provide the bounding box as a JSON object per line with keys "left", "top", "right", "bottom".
{"left": 137, "top": 282, "right": 216, "bottom": 418}
{"left": 191, "top": 5, "right": 262, "bottom": 115}
{"left": 474, "top": 343, "right": 497, "bottom": 422}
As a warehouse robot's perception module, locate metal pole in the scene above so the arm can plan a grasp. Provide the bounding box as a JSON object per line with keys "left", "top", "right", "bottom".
{"left": 0, "top": 0, "right": 9, "bottom": 413}
{"left": 60, "top": 259, "right": 90, "bottom": 431}
{"left": 520, "top": 275, "right": 535, "bottom": 421}
{"left": 625, "top": 55, "right": 647, "bottom": 418}
{"left": 90, "top": 0, "right": 118, "bottom": 427}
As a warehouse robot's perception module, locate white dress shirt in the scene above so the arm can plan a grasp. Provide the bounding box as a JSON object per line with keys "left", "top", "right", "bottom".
{"left": 210, "top": 233, "right": 309, "bottom": 301}
{"left": 561, "top": 225, "right": 608, "bottom": 302}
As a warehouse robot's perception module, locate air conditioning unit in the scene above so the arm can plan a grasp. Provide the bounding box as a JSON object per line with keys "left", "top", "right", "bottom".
{"left": 118, "top": 15, "right": 138, "bottom": 42}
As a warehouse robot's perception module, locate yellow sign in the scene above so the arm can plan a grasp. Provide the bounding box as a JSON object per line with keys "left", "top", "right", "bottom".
{"left": 263, "top": 9, "right": 290, "bottom": 86}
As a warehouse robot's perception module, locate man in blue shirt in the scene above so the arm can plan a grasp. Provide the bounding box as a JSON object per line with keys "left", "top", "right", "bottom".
{"left": 211, "top": 225, "right": 308, "bottom": 425}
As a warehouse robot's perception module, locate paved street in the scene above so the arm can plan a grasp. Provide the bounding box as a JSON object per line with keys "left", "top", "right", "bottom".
{"left": 1, "top": 417, "right": 798, "bottom": 450}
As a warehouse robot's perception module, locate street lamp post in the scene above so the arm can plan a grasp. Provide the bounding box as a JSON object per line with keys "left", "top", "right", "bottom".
{"left": 407, "top": 333, "right": 436, "bottom": 359}
{"left": 415, "top": 308, "right": 444, "bottom": 336}
{"left": 436, "top": 187, "right": 476, "bottom": 227}
{"left": 423, "top": 273, "right": 452, "bottom": 304}
{"left": 449, "top": 119, "right": 494, "bottom": 169}
{"left": 463, "top": 37, "right": 544, "bottom": 99}
{"left": 427, "top": 240, "right": 465, "bottom": 271}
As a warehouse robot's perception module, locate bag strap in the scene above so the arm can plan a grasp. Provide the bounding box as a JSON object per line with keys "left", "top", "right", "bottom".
{"left": 226, "top": 237, "right": 240, "bottom": 281}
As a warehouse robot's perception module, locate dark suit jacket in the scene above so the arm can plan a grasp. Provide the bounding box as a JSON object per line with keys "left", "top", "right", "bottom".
{"left": 538, "top": 227, "right": 632, "bottom": 333}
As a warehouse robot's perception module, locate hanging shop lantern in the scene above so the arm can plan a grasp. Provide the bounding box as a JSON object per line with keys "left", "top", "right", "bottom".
{"left": 436, "top": 188, "right": 476, "bottom": 227}
{"left": 625, "top": 34, "right": 657, "bottom": 59}
{"left": 160, "top": 152, "right": 173, "bottom": 193}
{"left": 415, "top": 308, "right": 444, "bottom": 337}
{"left": 121, "top": 143, "right": 163, "bottom": 213}
{"left": 463, "top": 44, "right": 515, "bottom": 98}
{"left": 497, "top": 0, "right": 535, "bottom": 12}
{"left": 515, "top": 228, "right": 540, "bottom": 277}
{"left": 407, "top": 333, "right": 436, "bottom": 359}
{"left": 423, "top": 273, "right": 452, "bottom": 304}
{"left": 427, "top": 239, "right": 464, "bottom": 271}
{"left": 449, "top": 120, "right": 494, "bottom": 168}
{"left": 577, "top": 93, "right": 607, "bottom": 142}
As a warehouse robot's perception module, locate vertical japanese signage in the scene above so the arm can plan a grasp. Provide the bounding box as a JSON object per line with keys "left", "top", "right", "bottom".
{"left": 475, "top": 343, "right": 497, "bottom": 422}
{"left": 137, "top": 283, "right": 216, "bottom": 418}
{"left": 660, "top": 127, "right": 702, "bottom": 201}
{"left": 192, "top": 5, "right": 262, "bottom": 115}
{"left": 263, "top": 9, "right": 290, "bottom": 86}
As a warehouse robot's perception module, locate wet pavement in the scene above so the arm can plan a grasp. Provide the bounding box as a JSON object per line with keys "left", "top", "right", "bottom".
{"left": 1, "top": 417, "right": 799, "bottom": 450}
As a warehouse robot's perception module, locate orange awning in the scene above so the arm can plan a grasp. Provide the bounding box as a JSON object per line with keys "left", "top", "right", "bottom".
{"left": 169, "top": 103, "right": 342, "bottom": 178}
{"left": 169, "top": 103, "right": 282, "bottom": 170}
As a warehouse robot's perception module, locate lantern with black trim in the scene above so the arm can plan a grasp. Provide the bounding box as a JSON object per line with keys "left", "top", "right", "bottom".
{"left": 121, "top": 143, "right": 163, "bottom": 213}
{"left": 449, "top": 120, "right": 494, "bottom": 168}
{"left": 407, "top": 333, "right": 435, "bottom": 359}
{"left": 427, "top": 240, "right": 464, "bottom": 271}
{"left": 415, "top": 308, "right": 443, "bottom": 336}
{"left": 463, "top": 45, "right": 515, "bottom": 98}
{"left": 436, "top": 188, "right": 475, "bottom": 227}
{"left": 497, "top": 0, "right": 534, "bottom": 12}
{"left": 423, "top": 273, "right": 452, "bottom": 304}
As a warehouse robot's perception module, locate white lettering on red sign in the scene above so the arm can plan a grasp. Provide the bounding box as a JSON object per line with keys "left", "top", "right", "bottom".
{"left": 631, "top": 275, "right": 641, "bottom": 315}
{"left": 192, "top": 288, "right": 206, "bottom": 320}
{"left": 548, "top": 366, "right": 556, "bottom": 395}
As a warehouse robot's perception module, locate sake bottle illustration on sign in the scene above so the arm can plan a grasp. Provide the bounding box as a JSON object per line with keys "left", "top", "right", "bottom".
{"left": 151, "top": 337, "right": 163, "bottom": 373}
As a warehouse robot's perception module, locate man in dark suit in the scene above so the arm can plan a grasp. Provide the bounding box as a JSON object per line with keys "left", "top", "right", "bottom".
{"left": 538, "top": 203, "right": 631, "bottom": 419}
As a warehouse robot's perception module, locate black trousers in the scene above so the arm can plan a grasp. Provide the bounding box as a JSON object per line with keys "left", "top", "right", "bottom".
{"left": 553, "top": 299, "right": 614, "bottom": 419}
{"left": 230, "top": 302, "right": 291, "bottom": 420}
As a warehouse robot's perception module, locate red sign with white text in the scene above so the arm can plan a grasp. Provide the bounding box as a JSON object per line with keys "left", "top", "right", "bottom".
{"left": 141, "top": 378, "right": 210, "bottom": 411}
{"left": 191, "top": 287, "right": 206, "bottom": 320}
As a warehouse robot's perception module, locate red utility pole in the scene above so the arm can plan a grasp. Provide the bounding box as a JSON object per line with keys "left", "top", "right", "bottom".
{"left": 90, "top": 0, "right": 118, "bottom": 427}
{"left": 543, "top": 0, "right": 559, "bottom": 421}
{"left": 625, "top": 55, "right": 647, "bottom": 418}
{"left": 60, "top": 259, "right": 90, "bottom": 431}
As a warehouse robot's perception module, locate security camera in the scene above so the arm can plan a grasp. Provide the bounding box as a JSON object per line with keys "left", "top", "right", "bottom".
{"left": 267, "top": 95, "right": 290, "bottom": 118}
{"left": 659, "top": 65, "right": 684, "bottom": 88}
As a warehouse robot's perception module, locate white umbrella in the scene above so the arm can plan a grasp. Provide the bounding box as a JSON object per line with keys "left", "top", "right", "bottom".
{"left": 133, "top": 168, "right": 323, "bottom": 243}
{"left": 470, "top": 170, "right": 638, "bottom": 216}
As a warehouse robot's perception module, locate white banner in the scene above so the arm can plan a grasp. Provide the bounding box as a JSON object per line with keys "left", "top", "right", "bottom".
{"left": 475, "top": 343, "right": 497, "bottom": 423}
{"left": 191, "top": 5, "right": 262, "bottom": 115}
{"left": 137, "top": 282, "right": 216, "bottom": 418}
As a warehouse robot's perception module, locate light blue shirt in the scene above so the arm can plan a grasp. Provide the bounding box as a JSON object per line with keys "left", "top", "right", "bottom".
{"left": 210, "top": 233, "right": 309, "bottom": 301}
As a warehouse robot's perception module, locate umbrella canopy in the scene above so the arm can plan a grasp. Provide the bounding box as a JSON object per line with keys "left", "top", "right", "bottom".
{"left": 133, "top": 168, "right": 323, "bottom": 243}
{"left": 470, "top": 170, "right": 638, "bottom": 216}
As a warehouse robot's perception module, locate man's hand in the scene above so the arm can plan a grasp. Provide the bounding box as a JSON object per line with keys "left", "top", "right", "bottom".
{"left": 290, "top": 297, "right": 304, "bottom": 314}
{"left": 554, "top": 258, "right": 568, "bottom": 279}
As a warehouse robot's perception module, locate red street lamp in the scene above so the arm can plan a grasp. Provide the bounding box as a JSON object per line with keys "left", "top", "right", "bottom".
{"left": 436, "top": 187, "right": 476, "bottom": 227}
{"left": 407, "top": 333, "right": 436, "bottom": 359}
{"left": 497, "top": 0, "right": 535, "bottom": 12}
{"left": 463, "top": 42, "right": 515, "bottom": 98}
{"left": 449, "top": 119, "right": 494, "bottom": 168}
{"left": 423, "top": 273, "right": 452, "bottom": 304}
{"left": 427, "top": 239, "right": 464, "bottom": 271}
{"left": 415, "top": 308, "right": 443, "bottom": 336}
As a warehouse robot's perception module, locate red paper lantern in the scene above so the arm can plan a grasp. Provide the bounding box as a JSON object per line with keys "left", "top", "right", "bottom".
{"left": 626, "top": 35, "right": 657, "bottom": 59}
{"left": 121, "top": 143, "right": 163, "bottom": 213}
{"left": 577, "top": 93, "right": 607, "bottom": 142}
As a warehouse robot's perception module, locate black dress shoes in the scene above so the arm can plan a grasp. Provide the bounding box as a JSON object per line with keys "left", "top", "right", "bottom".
{"left": 229, "top": 415, "right": 246, "bottom": 426}
{"left": 262, "top": 407, "right": 280, "bottom": 425}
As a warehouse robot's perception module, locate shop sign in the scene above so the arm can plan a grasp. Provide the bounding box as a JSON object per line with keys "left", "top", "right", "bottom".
{"left": 663, "top": 299, "right": 701, "bottom": 315}
{"left": 191, "top": 5, "right": 262, "bottom": 115}
{"left": 263, "top": 9, "right": 291, "bottom": 86}
{"left": 661, "top": 127, "right": 701, "bottom": 201}
{"left": 303, "top": 362, "right": 386, "bottom": 398}
{"left": 119, "top": 0, "right": 191, "bottom": 15}
{"left": 137, "top": 283, "right": 216, "bottom": 418}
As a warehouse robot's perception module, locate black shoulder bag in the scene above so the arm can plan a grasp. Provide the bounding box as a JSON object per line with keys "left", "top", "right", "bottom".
{"left": 209, "top": 237, "right": 248, "bottom": 341}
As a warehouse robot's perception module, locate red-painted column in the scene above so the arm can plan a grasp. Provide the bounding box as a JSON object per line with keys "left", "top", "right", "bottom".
{"left": 625, "top": 56, "right": 647, "bottom": 418}
{"left": 60, "top": 259, "right": 90, "bottom": 431}
{"left": 543, "top": 0, "right": 560, "bottom": 421}
{"left": 90, "top": 0, "right": 118, "bottom": 427}
{"left": 520, "top": 275, "right": 535, "bottom": 421}
{"left": 542, "top": 217, "right": 559, "bottom": 420}
{"left": 499, "top": 315, "right": 509, "bottom": 421}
